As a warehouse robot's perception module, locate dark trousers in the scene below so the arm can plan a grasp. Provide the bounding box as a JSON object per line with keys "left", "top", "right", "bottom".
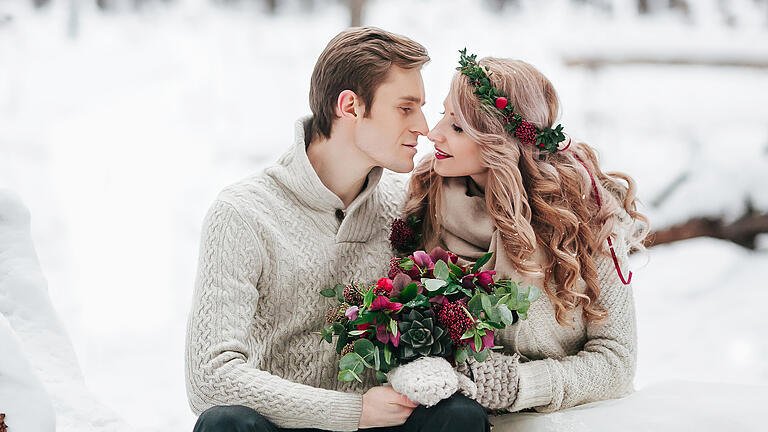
{"left": 192, "top": 393, "right": 490, "bottom": 432}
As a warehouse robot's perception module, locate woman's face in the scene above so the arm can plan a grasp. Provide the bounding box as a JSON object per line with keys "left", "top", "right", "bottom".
{"left": 427, "top": 95, "right": 488, "bottom": 184}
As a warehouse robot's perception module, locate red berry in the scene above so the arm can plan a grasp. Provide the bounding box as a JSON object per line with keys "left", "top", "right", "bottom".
{"left": 495, "top": 97, "right": 508, "bottom": 110}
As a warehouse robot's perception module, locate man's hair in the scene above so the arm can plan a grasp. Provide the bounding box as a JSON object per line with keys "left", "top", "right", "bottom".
{"left": 309, "top": 27, "right": 429, "bottom": 140}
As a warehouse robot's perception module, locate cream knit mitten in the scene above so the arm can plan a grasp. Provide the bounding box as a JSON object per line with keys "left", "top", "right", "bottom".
{"left": 387, "top": 356, "right": 477, "bottom": 407}
{"left": 456, "top": 351, "right": 520, "bottom": 410}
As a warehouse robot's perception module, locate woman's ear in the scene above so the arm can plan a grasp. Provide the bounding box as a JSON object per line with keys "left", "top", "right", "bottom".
{"left": 336, "top": 90, "right": 362, "bottom": 120}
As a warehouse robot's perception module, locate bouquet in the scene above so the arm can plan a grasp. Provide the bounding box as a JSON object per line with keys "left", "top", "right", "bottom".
{"left": 318, "top": 246, "right": 541, "bottom": 384}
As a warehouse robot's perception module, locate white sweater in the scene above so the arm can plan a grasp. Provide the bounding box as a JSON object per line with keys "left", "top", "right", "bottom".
{"left": 184, "top": 117, "right": 405, "bottom": 431}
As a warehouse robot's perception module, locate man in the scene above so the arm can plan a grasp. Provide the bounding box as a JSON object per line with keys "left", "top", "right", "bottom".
{"left": 185, "top": 27, "right": 490, "bottom": 432}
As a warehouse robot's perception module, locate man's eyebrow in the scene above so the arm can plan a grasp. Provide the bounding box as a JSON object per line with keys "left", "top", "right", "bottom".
{"left": 398, "top": 96, "right": 426, "bottom": 106}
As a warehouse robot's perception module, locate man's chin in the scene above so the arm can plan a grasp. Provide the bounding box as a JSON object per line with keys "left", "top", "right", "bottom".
{"left": 385, "top": 160, "right": 415, "bottom": 174}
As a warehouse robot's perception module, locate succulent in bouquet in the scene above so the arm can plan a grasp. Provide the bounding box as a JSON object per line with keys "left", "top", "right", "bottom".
{"left": 319, "top": 241, "right": 541, "bottom": 384}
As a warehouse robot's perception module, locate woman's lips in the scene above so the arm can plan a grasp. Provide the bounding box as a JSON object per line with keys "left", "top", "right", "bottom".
{"left": 435, "top": 147, "right": 453, "bottom": 160}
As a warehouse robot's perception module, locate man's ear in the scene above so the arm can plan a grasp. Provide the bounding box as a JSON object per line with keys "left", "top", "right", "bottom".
{"left": 336, "top": 90, "right": 364, "bottom": 120}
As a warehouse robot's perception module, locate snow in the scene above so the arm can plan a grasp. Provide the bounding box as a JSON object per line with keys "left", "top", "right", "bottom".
{"left": 1, "top": 0, "right": 767, "bottom": 430}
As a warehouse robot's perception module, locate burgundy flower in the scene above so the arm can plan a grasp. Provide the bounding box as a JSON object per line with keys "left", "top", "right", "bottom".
{"left": 374, "top": 277, "right": 393, "bottom": 296}
{"left": 376, "top": 322, "right": 400, "bottom": 347}
{"left": 475, "top": 270, "right": 497, "bottom": 293}
{"left": 461, "top": 274, "right": 476, "bottom": 290}
{"left": 428, "top": 247, "right": 459, "bottom": 266}
{"left": 369, "top": 295, "right": 403, "bottom": 313}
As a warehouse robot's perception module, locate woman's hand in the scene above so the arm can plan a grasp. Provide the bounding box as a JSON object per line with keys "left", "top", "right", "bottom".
{"left": 458, "top": 351, "right": 521, "bottom": 410}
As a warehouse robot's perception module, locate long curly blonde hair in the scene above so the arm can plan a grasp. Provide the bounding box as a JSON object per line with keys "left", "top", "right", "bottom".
{"left": 404, "top": 58, "right": 649, "bottom": 326}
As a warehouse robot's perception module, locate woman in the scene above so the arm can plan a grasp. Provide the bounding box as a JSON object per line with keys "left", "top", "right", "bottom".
{"left": 388, "top": 51, "right": 649, "bottom": 414}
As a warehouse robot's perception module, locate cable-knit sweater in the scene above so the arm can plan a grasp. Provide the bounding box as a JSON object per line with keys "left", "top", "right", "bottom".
{"left": 184, "top": 117, "right": 405, "bottom": 431}
{"left": 441, "top": 176, "right": 637, "bottom": 414}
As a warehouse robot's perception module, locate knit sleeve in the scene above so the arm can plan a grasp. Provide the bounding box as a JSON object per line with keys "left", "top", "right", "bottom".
{"left": 184, "top": 199, "right": 364, "bottom": 431}
{"left": 511, "top": 246, "right": 638, "bottom": 413}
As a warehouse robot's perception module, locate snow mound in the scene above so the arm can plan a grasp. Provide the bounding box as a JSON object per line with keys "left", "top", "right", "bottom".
{"left": 490, "top": 380, "right": 767, "bottom": 431}
{"left": 0, "top": 189, "right": 149, "bottom": 432}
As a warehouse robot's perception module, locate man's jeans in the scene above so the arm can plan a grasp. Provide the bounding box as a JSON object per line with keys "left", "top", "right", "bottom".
{"left": 192, "top": 393, "right": 491, "bottom": 432}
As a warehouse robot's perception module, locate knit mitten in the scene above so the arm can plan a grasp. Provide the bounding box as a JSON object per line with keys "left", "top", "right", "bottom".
{"left": 457, "top": 351, "right": 520, "bottom": 410}
{"left": 387, "top": 356, "right": 459, "bottom": 407}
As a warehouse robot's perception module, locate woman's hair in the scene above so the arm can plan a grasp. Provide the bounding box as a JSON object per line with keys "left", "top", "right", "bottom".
{"left": 404, "top": 58, "right": 649, "bottom": 326}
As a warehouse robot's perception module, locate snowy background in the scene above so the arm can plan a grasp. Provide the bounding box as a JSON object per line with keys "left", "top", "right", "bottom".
{"left": 1, "top": 0, "right": 767, "bottom": 430}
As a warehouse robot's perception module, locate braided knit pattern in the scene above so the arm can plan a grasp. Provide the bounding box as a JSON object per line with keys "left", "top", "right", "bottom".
{"left": 477, "top": 224, "right": 637, "bottom": 414}
{"left": 184, "top": 118, "right": 407, "bottom": 431}
{"left": 462, "top": 352, "right": 520, "bottom": 410}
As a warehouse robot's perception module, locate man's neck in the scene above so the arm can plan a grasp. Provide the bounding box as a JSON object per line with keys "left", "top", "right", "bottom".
{"left": 307, "top": 133, "right": 376, "bottom": 208}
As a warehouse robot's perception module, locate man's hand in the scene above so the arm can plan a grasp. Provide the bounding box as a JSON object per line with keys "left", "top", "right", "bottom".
{"left": 358, "top": 386, "right": 419, "bottom": 429}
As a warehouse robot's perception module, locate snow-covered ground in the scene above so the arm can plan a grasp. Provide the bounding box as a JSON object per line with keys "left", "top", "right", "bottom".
{"left": 1, "top": 0, "right": 767, "bottom": 430}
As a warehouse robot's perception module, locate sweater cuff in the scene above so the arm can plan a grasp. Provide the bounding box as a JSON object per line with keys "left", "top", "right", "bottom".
{"left": 324, "top": 392, "right": 363, "bottom": 431}
{"left": 510, "top": 360, "right": 553, "bottom": 411}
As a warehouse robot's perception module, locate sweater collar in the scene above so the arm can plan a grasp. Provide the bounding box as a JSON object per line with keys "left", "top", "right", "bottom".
{"left": 267, "top": 116, "right": 385, "bottom": 242}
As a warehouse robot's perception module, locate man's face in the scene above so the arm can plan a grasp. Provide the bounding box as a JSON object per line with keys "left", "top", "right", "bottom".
{"left": 353, "top": 66, "right": 429, "bottom": 173}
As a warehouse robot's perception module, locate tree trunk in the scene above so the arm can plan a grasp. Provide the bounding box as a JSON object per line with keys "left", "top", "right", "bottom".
{"left": 350, "top": 0, "right": 365, "bottom": 27}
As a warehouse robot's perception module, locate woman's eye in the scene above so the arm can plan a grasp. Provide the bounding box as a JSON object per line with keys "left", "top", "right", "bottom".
{"left": 401, "top": 107, "right": 411, "bottom": 113}
{"left": 439, "top": 110, "right": 445, "bottom": 115}
{"left": 452, "top": 124, "right": 463, "bottom": 133}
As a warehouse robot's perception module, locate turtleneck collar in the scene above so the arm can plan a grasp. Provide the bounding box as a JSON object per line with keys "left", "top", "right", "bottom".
{"left": 266, "top": 116, "right": 385, "bottom": 242}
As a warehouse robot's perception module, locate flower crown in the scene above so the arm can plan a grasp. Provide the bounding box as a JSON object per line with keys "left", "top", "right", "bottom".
{"left": 456, "top": 48, "right": 568, "bottom": 153}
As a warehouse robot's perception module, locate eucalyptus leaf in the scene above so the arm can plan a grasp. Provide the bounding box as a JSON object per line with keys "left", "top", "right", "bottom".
{"left": 354, "top": 338, "right": 375, "bottom": 361}
{"left": 320, "top": 288, "right": 337, "bottom": 298}
{"left": 527, "top": 285, "right": 541, "bottom": 302}
{"left": 481, "top": 295, "right": 493, "bottom": 318}
{"left": 455, "top": 347, "right": 468, "bottom": 363}
{"left": 497, "top": 303, "right": 514, "bottom": 326}
{"left": 434, "top": 260, "right": 450, "bottom": 281}
{"left": 423, "top": 278, "right": 448, "bottom": 292}
{"left": 348, "top": 330, "right": 367, "bottom": 336}
{"left": 338, "top": 369, "right": 357, "bottom": 382}
{"left": 374, "top": 345, "right": 381, "bottom": 370}
{"left": 473, "top": 347, "right": 489, "bottom": 362}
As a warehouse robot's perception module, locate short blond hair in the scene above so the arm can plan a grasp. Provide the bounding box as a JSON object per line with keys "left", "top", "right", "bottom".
{"left": 309, "top": 27, "right": 429, "bottom": 140}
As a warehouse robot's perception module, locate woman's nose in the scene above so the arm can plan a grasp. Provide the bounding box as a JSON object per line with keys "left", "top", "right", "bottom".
{"left": 426, "top": 127, "right": 443, "bottom": 144}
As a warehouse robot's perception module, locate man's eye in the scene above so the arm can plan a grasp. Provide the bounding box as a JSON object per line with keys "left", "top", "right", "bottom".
{"left": 439, "top": 110, "right": 445, "bottom": 115}
{"left": 452, "top": 124, "right": 463, "bottom": 133}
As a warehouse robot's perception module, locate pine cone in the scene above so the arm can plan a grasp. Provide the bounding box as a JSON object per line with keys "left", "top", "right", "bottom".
{"left": 325, "top": 303, "right": 350, "bottom": 324}
{"left": 397, "top": 308, "right": 453, "bottom": 360}
{"left": 0, "top": 413, "right": 6, "bottom": 432}
{"left": 343, "top": 284, "right": 364, "bottom": 305}
{"left": 341, "top": 342, "right": 355, "bottom": 357}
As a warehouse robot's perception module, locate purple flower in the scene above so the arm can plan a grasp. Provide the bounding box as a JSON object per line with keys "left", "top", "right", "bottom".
{"left": 344, "top": 305, "right": 359, "bottom": 321}
{"left": 461, "top": 274, "right": 476, "bottom": 290}
{"left": 412, "top": 250, "right": 435, "bottom": 270}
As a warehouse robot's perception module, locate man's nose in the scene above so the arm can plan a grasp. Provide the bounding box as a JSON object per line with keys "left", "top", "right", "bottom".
{"left": 412, "top": 111, "right": 429, "bottom": 136}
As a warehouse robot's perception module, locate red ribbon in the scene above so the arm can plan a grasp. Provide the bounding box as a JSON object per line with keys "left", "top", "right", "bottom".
{"left": 573, "top": 155, "right": 632, "bottom": 285}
